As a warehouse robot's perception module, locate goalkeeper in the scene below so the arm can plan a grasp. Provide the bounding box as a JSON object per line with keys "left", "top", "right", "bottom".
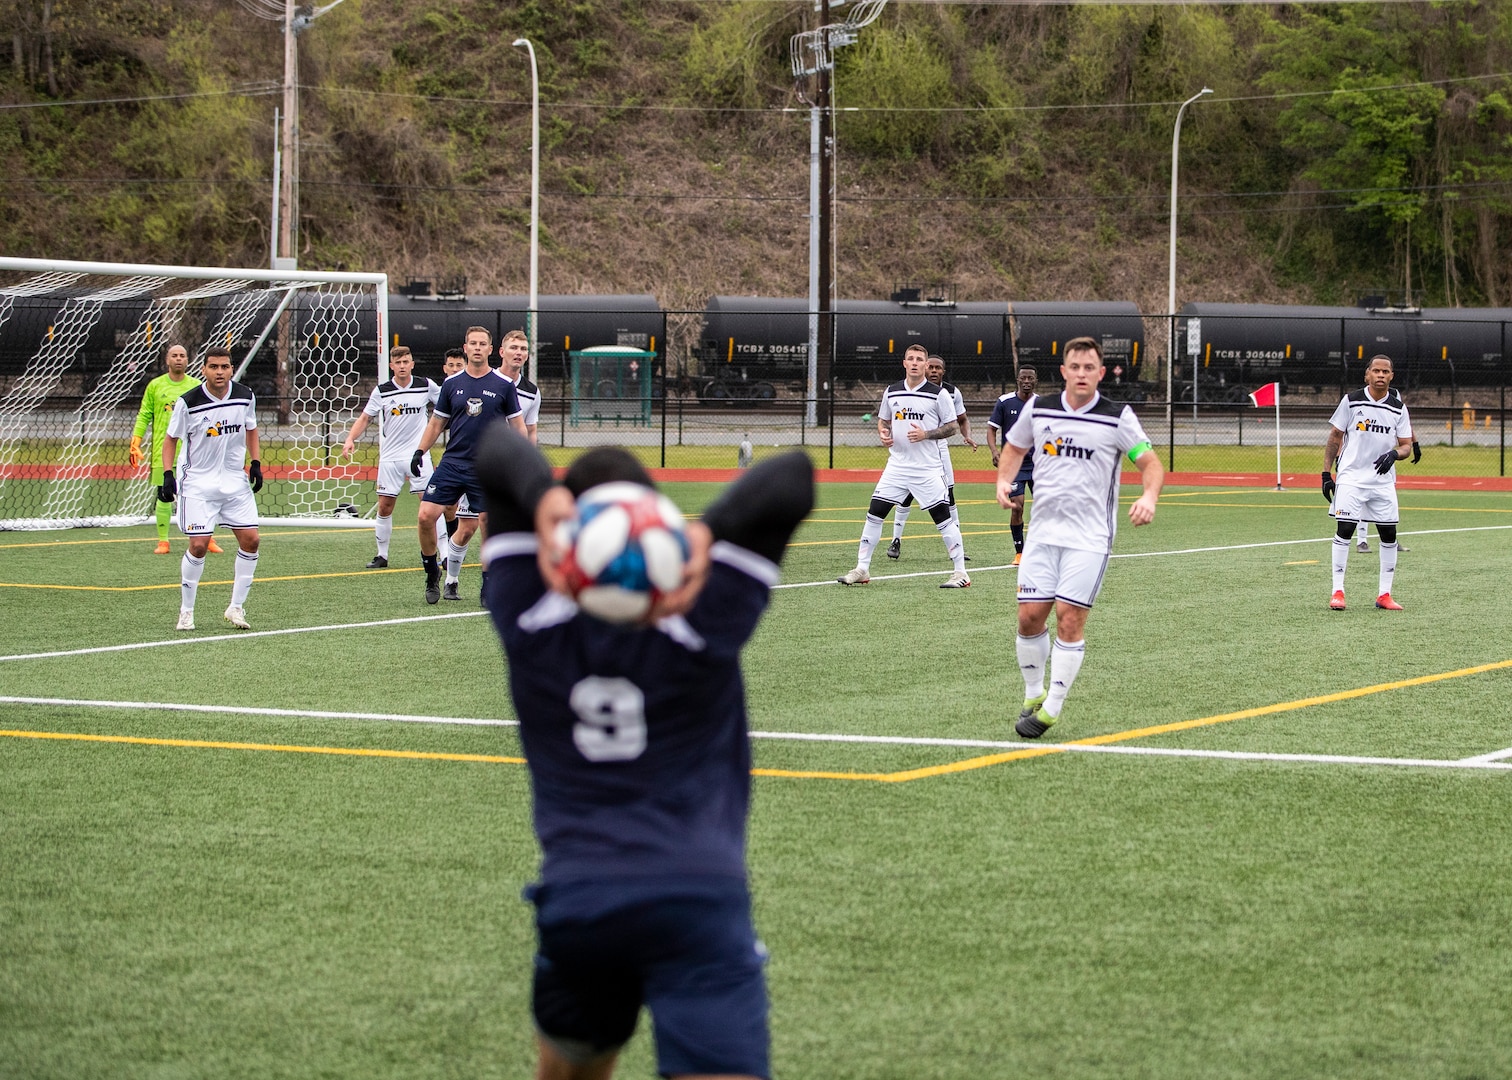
{"left": 130, "top": 343, "right": 218, "bottom": 555}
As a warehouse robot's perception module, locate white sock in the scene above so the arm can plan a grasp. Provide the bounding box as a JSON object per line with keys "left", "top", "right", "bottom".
{"left": 231, "top": 549, "right": 259, "bottom": 607}
{"left": 1044, "top": 637, "right": 1086, "bottom": 718}
{"left": 1332, "top": 535, "right": 1350, "bottom": 593}
{"left": 1378, "top": 541, "right": 1398, "bottom": 596}
{"left": 857, "top": 514, "right": 885, "bottom": 571}
{"left": 892, "top": 504, "right": 911, "bottom": 541}
{"left": 447, "top": 539, "right": 465, "bottom": 584}
{"left": 180, "top": 551, "right": 205, "bottom": 612}
{"left": 950, "top": 503, "right": 960, "bottom": 529}
{"left": 435, "top": 515, "right": 448, "bottom": 547}
{"left": 937, "top": 518, "right": 966, "bottom": 571}
{"left": 374, "top": 514, "right": 393, "bottom": 558}
{"left": 1017, "top": 631, "right": 1051, "bottom": 699}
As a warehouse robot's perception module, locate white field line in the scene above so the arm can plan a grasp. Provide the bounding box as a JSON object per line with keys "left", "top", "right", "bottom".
{"left": 3, "top": 695, "right": 1511, "bottom": 773}
{"left": 0, "top": 695, "right": 515, "bottom": 728}
{"left": 773, "top": 523, "right": 1512, "bottom": 589}
{"left": 3, "top": 524, "right": 1510, "bottom": 662}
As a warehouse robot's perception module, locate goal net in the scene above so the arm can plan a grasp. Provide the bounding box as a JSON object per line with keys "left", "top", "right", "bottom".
{"left": 0, "top": 257, "right": 389, "bottom": 530}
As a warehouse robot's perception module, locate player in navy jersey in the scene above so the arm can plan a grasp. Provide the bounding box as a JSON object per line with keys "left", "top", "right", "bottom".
{"left": 987, "top": 366, "right": 1039, "bottom": 564}
{"left": 474, "top": 426, "right": 813, "bottom": 1080}
{"left": 409, "top": 326, "right": 525, "bottom": 603}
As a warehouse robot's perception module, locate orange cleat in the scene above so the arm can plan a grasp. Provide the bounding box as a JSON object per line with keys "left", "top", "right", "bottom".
{"left": 154, "top": 540, "right": 171, "bottom": 555}
{"left": 1012, "top": 552, "right": 1023, "bottom": 566}
{"left": 207, "top": 538, "right": 224, "bottom": 554}
{"left": 1375, "top": 593, "right": 1403, "bottom": 610}
{"left": 1329, "top": 590, "right": 1347, "bottom": 611}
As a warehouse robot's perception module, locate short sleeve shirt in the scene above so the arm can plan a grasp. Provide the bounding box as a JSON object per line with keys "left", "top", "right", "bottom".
{"left": 1329, "top": 388, "right": 1412, "bottom": 490}
{"left": 505, "top": 374, "right": 541, "bottom": 428}
{"left": 1005, "top": 391, "right": 1151, "bottom": 554}
{"left": 880, "top": 379, "right": 958, "bottom": 475}
{"left": 363, "top": 377, "right": 439, "bottom": 462}
{"left": 167, "top": 382, "right": 258, "bottom": 495}
{"left": 434, "top": 369, "right": 522, "bottom": 461}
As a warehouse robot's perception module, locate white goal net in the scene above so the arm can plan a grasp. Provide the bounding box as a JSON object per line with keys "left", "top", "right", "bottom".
{"left": 0, "top": 257, "right": 389, "bottom": 530}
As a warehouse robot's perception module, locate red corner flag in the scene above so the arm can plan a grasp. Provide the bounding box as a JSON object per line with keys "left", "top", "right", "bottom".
{"left": 1248, "top": 382, "right": 1279, "bottom": 408}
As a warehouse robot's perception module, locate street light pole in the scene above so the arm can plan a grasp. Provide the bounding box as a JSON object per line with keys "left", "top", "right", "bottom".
{"left": 1167, "top": 86, "right": 1211, "bottom": 437}
{"left": 513, "top": 37, "right": 541, "bottom": 386}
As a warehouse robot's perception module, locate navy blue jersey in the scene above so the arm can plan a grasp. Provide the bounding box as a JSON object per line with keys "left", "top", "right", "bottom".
{"left": 989, "top": 392, "right": 1036, "bottom": 476}
{"left": 481, "top": 534, "right": 776, "bottom": 888}
{"left": 434, "top": 370, "right": 521, "bottom": 460}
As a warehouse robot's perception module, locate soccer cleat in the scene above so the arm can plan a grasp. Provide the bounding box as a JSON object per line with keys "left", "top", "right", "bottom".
{"left": 424, "top": 569, "right": 441, "bottom": 604}
{"left": 365, "top": 555, "right": 388, "bottom": 569}
{"left": 1016, "top": 692, "right": 1047, "bottom": 726}
{"left": 940, "top": 570, "right": 971, "bottom": 589}
{"left": 154, "top": 540, "right": 171, "bottom": 555}
{"left": 207, "top": 538, "right": 223, "bottom": 554}
{"left": 1015, "top": 705, "right": 1057, "bottom": 740}
{"left": 175, "top": 609, "right": 195, "bottom": 631}
{"left": 1329, "top": 590, "right": 1347, "bottom": 611}
{"left": 223, "top": 605, "right": 250, "bottom": 629}
{"left": 1012, "top": 552, "right": 1023, "bottom": 566}
{"left": 1397, "top": 542, "right": 1411, "bottom": 552}
{"left": 1356, "top": 539, "right": 1370, "bottom": 553}
{"left": 886, "top": 538, "right": 901, "bottom": 560}
{"left": 837, "top": 566, "right": 870, "bottom": 586}
{"left": 1375, "top": 593, "right": 1403, "bottom": 610}
{"left": 442, "top": 581, "right": 461, "bottom": 601}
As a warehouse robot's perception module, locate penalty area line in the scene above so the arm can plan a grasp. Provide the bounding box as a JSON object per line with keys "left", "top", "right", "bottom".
{"left": 0, "top": 695, "right": 515, "bottom": 728}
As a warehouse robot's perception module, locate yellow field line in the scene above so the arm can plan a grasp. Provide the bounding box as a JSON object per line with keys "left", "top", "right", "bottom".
{"left": 0, "top": 528, "right": 365, "bottom": 550}
{"left": 5, "top": 658, "right": 1508, "bottom": 781}
{"left": 0, "top": 728, "right": 523, "bottom": 765}
{"left": 0, "top": 563, "right": 479, "bottom": 592}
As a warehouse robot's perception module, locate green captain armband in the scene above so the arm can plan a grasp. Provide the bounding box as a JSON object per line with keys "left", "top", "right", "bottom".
{"left": 1127, "top": 440, "right": 1153, "bottom": 465}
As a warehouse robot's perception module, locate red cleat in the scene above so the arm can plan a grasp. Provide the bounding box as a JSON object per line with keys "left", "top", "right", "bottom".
{"left": 1329, "top": 590, "right": 1347, "bottom": 611}
{"left": 1375, "top": 593, "right": 1403, "bottom": 610}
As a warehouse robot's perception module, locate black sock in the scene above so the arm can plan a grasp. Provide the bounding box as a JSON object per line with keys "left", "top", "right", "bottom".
{"left": 422, "top": 553, "right": 439, "bottom": 579}
{"left": 445, "top": 516, "right": 459, "bottom": 538}
{"left": 1011, "top": 523, "right": 1024, "bottom": 552}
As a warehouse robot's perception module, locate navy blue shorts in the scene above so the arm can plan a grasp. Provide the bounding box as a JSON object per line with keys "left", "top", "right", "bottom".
{"left": 529, "top": 878, "right": 770, "bottom": 1079}
{"left": 421, "top": 456, "right": 486, "bottom": 513}
{"left": 1008, "top": 471, "right": 1034, "bottom": 500}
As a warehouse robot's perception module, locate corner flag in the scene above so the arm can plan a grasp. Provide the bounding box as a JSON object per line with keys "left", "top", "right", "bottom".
{"left": 1247, "top": 382, "right": 1283, "bottom": 489}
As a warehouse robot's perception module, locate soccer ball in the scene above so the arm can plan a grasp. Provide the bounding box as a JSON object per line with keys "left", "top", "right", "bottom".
{"left": 556, "top": 482, "right": 690, "bottom": 624}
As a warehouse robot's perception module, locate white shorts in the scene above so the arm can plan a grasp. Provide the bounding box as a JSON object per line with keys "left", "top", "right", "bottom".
{"left": 455, "top": 493, "right": 477, "bottom": 520}
{"left": 377, "top": 454, "right": 432, "bottom": 498}
{"left": 1016, "top": 541, "right": 1110, "bottom": 610}
{"left": 939, "top": 445, "right": 955, "bottom": 487}
{"left": 1331, "top": 483, "right": 1399, "bottom": 525}
{"left": 177, "top": 485, "right": 259, "bottom": 535}
{"left": 873, "top": 466, "right": 948, "bottom": 510}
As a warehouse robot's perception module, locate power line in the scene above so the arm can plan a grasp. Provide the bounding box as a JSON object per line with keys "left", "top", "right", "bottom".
{"left": 0, "top": 83, "right": 280, "bottom": 111}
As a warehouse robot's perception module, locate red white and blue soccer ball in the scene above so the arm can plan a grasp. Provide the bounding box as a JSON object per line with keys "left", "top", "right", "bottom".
{"left": 556, "top": 482, "right": 691, "bottom": 624}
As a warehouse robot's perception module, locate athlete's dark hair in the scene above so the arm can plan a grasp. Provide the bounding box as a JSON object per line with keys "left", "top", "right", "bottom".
{"left": 564, "top": 446, "right": 655, "bottom": 496}
{"left": 1018, "top": 365, "right": 1037, "bottom": 377}
{"left": 444, "top": 347, "right": 466, "bottom": 361}
{"left": 205, "top": 345, "right": 232, "bottom": 361}
{"left": 1368, "top": 354, "right": 1394, "bottom": 369}
{"left": 1062, "top": 336, "right": 1102, "bottom": 361}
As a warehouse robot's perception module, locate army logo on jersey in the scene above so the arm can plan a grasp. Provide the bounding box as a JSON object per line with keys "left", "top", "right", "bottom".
{"left": 1355, "top": 418, "right": 1393, "bottom": 434}
{"left": 466, "top": 398, "right": 483, "bottom": 416}
{"left": 205, "top": 422, "right": 242, "bottom": 438}
{"left": 1041, "top": 435, "right": 1094, "bottom": 460}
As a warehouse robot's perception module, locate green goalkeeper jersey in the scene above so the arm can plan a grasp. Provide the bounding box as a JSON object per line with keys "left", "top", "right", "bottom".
{"left": 132, "top": 372, "right": 201, "bottom": 473}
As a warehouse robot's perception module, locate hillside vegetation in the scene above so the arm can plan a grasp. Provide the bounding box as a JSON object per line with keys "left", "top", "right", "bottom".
{"left": 3, "top": 0, "right": 1512, "bottom": 317}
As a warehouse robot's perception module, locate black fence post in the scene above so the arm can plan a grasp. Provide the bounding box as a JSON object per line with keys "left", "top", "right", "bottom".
{"left": 659, "top": 357, "right": 667, "bottom": 468}
{"left": 828, "top": 380, "right": 836, "bottom": 470}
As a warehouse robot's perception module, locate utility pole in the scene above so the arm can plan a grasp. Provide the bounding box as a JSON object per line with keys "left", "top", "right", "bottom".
{"left": 277, "top": 0, "right": 299, "bottom": 272}
{"left": 816, "top": 0, "right": 834, "bottom": 427}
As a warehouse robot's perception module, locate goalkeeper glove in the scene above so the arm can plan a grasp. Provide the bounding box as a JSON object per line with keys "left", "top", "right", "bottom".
{"left": 1373, "top": 450, "right": 1399, "bottom": 475}
{"left": 1411, "top": 440, "right": 1421, "bottom": 465}
{"left": 410, "top": 448, "right": 425, "bottom": 477}
{"left": 1320, "top": 470, "right": 1335, "bottom": 503}
{"left": 158, "top": 469, "right": 177, "bottom": 503}
{"left": 128, "top": 436, "right": 143, "bottom": 469}
{"left": 248, "top": 459, "right": 263, "bottom": 493}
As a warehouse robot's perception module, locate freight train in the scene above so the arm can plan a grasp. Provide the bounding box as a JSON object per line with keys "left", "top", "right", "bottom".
{"left": 2, "top": 284, "right": 1509, "bottom": 405}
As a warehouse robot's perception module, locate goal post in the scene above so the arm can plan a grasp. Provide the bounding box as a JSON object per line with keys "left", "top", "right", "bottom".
{"left": 0, "top": 256, "right": 389, "bottom": 531}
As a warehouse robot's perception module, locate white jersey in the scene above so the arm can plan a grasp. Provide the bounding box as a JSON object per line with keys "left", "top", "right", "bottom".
{"left": 1329, "top": 387, "right": 1412, "bottom": 491}
{"left": 936, "top": 380, "right": 966, "bottom": 475}
{"left": 363, "top": 377, "right": 440, "bottom": 462}
{"left": 505, "top": 373, "right": 541, "bottom": 428}
{"left": 166, "top": 382, "right": 258, "bottom": 495}
{"left": 880, "top": 378, "right": 958, "bottom": 476}
{"left": 1005, "top": 391, "right": 1152, "bottom": 554}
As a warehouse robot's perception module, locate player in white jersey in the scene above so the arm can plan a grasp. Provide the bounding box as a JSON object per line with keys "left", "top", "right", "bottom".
{"left": 995, "top": 337, "right": 1164, "bottom": 739}
{"left": 839, "top": 343, "right": 970, "bottom": 588}
{"left": 1321, "top": 355, "right": 1414, "bottom": 611}
{"left": 886, "top": 355, "right": 977, "bottom": 561}
{"left": 160, "top": 347, "right": 263, "bottom": 631}
{"left": 340, "top": 346, "right": 442, "bottom": 569}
